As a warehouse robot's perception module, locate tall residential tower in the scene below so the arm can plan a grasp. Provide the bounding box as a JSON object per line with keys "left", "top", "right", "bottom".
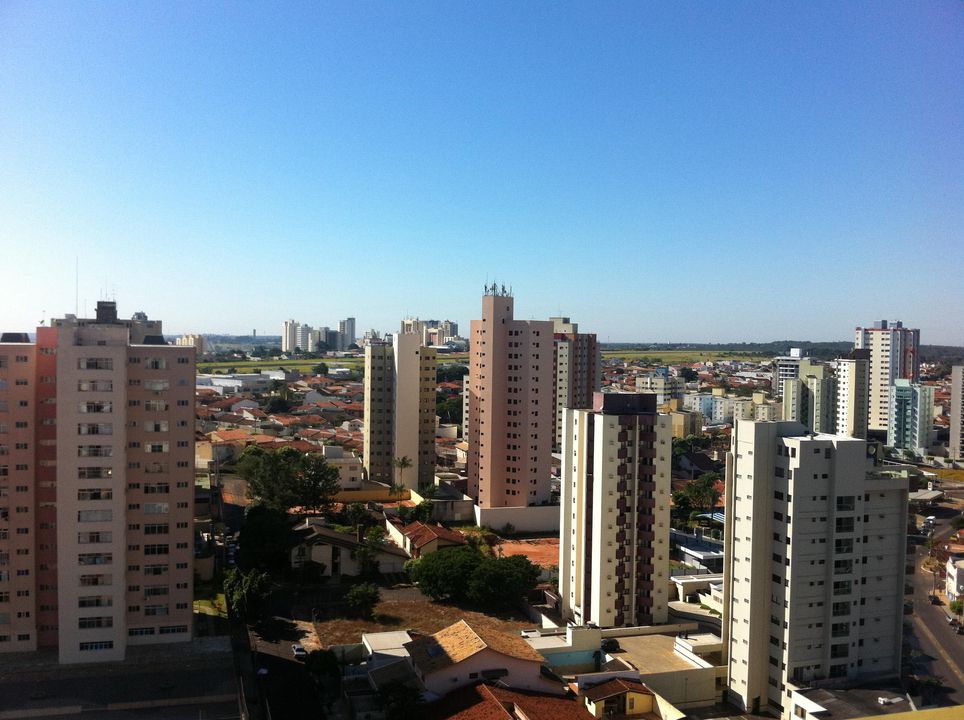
{"left": 559, "top": 393, "right": 670, "bottom": 627}
{"left": 853, "top": 320, "right": 920, "bottom": 433}
{"left": 467, "top": 288, "right": 553, "bottom": 508}
{"left": 363, "top": 333, "right": 437, "bottom": 489}
{"left": 0, "top": 302, "right": 195, "bottom": 664}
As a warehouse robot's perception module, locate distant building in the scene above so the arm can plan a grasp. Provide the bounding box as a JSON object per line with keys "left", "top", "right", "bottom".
{"left": 887, "top": 380, "right": 934, "bottom": 452}
{"left": 781, "top": 360, "right": 834, "bottom": 434}
{"left": 363, "top": 332, "right": 437, "bottom": 489}
{"left": 559, "top": 393, "right": 670, "bottom": 627}
{"left": 833, "top": 349, "right": 870, "bottom": 440}
{"left": 551, "top": 316, "right": 600, "bottom": 452}
{"left": 724, "top": 421, "right": 908, "bottom": 718}
{"left": 281, "top": 319, "right": 298, "bottom": 353}
{"left": 635, "top": 372, "right": 685, "bottom": 406}
{"left": 854, "top": 320, "right": 920, "bottom": 432}
{"left": 771, "top": 348, "right": 804, "bottom": 398}
{"left": 467, "top": 288, "right": 553, "bottom": 508}
{"left": 174, "top": 333, "right": 206, "bottom": 354}
{"left": 338, "top": 317, "right": 356, "bottom": 346}
{"left": 951, "top": 366, "right": 964, "bottom": 460}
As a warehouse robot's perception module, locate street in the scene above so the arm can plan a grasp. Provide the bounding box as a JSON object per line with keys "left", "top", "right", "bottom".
{"left": 907, "top": 490, "right": 964, "bottom": 706}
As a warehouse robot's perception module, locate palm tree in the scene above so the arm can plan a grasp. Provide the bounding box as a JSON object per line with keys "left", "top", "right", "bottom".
{"left": 391, "top": 456, "right": 412, "bottom": 495}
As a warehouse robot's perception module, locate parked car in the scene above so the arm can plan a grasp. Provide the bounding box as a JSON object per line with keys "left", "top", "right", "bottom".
{"left": 291, "top": 643, "right": 307, "bottom": 660}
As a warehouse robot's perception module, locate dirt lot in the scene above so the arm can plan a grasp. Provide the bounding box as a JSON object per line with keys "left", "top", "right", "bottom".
{"left": 313, "top": 588, "right": 532, "bottom": 647}
{"left": 499, "top": 537, "right": 559, "bottom": 567}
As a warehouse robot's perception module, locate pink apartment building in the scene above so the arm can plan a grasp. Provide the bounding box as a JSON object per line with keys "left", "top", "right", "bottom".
{"left": 0, "top": 302, "right": 194, "bottom": 663}
{"left": 467, "top": 288, "right": 553, "bottom": 508}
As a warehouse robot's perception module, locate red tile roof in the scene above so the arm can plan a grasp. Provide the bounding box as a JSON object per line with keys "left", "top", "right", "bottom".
{"left": 424, "top": 684, "right": 592, "bottom": 720}
{"left": 581, "top": 677, "right": 653, "bottom": 702}
{"left": 401, "top": 522, "right": 467, "bottom": 549}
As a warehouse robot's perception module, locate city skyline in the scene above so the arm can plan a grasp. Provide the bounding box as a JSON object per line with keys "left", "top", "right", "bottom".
{"left": 1, "top": 3, "right": 962, "bottom": 343}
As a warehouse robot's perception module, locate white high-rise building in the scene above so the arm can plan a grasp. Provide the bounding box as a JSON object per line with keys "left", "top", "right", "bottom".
{"left": 559, "top": 393, "right": 670, "bottom": 627}
{"left": 887, "top": 380, "right": 934, "bottom": 452}
{"left": 833, "top": 350, "right": 870, "bottom": 440}
{"left": 363, "top": 333, "right": 437, "bottom": 489}
{"left": 771, "top": 348, "right": 804, "bottom": 398}
{"left": 723, "top": 420, "right": 908, "bottom": 718}
{"left": 339, "top": 317, "right": 356, "bottom": 347}
{"left": 281, "top": 319, "right": 298, "bottom": 353}
{"left": 951, "top": 366, "right": 964, "bottom": 461}
{"left": 853, "top": 320, "right": 920, "bottom": 433}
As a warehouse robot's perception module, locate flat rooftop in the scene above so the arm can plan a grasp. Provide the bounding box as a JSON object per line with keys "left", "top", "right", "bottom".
{"left": 612, "top": 633, "right": 700, "bottom": 674}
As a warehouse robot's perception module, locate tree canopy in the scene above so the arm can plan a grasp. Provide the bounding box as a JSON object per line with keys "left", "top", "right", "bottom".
{"left": 407, "top": 547, "right": 539, "bottom": 609}
{"left": 237, "top": 446, "right": 341, "bottom": 513}
{"left": 238, "top": 504, "right": 292, "bottom": 571}
{"left": 223, "top": 567, "right": 273, "bottom": 621}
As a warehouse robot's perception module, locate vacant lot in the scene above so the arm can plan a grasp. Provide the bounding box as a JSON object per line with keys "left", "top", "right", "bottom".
{"left": 602, "top": 349, "right": 772, "bottom": 364}
{"left": 313, "top": 588, "right": 531, "bottom": 647}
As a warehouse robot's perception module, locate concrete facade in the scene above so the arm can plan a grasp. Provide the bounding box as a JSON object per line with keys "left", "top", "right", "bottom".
{"left": 833, "top": 350, "right": 870, "bottom": 440}
{"left": 1, "top": 302, "right": 194, "bottom": 664}
{"left": 723, "top": 420, "right": 908, "bottom": 718}
{"left": 559, "top": 393, "right": 670, "bottom": 627}
{"left": 854, "top": 320, "right": 920, "bottom": 432}
{"left": 468, "top": 290, "right": 553, "bottom": 508}
{"left": 887, "top": 380, "right": 934, "bottom": 452}
{"left": 363, "top": 334, "right": 436, "bottom": 489}
{"left": 949, "top": 366, "right": 963, "bottom": 460}
{"left": 552, "top": 317, "right": 601, "bottom": 452}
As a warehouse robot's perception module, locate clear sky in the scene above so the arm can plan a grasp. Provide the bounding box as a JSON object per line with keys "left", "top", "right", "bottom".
{"left": 1, "top": 2, "right": 961, "bottom": 344}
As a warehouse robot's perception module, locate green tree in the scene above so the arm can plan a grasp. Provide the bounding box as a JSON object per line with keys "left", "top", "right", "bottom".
{"left": 950, "top": 599, "right": 964, "bottom": 617}
{"left": 238, "top": 504, "right": 291, "bottom": 571}
{"left": 467, "top": 555, "right": 540, "bottom": 609}
{"left": 305, "top": 648, "right": 340, "bottom": 680}
{"left": 265, "top": 396, "right": 292, "bottom": 414}
{"left": 679, "top": 367, "right": 699, "bottom": 382}
{"left": 237, "top": 447, "right": 340, "bottom": 513}
{"left": 297, "top": 453, "right": 341, "bottom": 514}
{"left": 223, "top": 567, "right": 273, "bottom": 621}
{"left": 312, "top": 362, "right": 329, "bottom": 376}
{"left": 436, "top": 364, "right": 469, "bottom": 383}
{"left": 392, "top": 456, "right": 413, "bottom": 491}
{"left": 346, "top": 582, "right": 381, "bottom": 618}
{"left": 436, "top": 396, "right": 463, "bottom": 424}
{"left": 407, "top": 546, "right": 482, "bottom": 601}
{"left": 344, "top": 502, "right": 374, "bottom": 531}
{"left": 950, "top": 515, "right": 964, "bottom": 531}
{"left": 689, "top": 472, "right": 722, "bottom": 514}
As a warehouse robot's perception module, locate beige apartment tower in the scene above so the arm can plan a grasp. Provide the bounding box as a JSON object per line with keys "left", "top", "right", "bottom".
{"left": 0, "top": 302, "right": 195, "bottom": 664}
{"left": 559, "top": 393, "right": 670, "bottom": 627}
{"left": 950, "top": 366, "right": 963, "bottom": 461}
{"left": 723, "top": 420, "right": 908, "bottom": 719}
{"left": 363, "top": 333, "right": 436, "bottom": 489}
{"left": 467, "top": 288, "right": 553, "bottom": 508}
{"left": 853, "top": 320, "right": 919, "bottom": 433}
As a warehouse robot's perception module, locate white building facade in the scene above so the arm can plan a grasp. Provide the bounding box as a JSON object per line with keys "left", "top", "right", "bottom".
{"left": 724, "top": 420, "right": 908, "bottom": 719}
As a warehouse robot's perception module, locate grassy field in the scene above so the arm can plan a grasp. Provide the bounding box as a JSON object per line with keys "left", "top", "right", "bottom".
{"left": 601, "top": 349, "right": 772, "bottom": 364}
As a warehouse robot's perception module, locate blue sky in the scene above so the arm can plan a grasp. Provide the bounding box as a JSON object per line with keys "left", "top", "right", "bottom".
{"left": 1, "top": 2, "right": 961, "bottom": 344}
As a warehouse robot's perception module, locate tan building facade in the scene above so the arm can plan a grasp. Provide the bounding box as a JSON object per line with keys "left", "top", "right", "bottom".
{"left": 551, "top": 317, "right": 600, "bottom": 452}
{"left": 854, "top": 320, "right": 919, "bottom": 432}
{"left": 0, "top": 302, "right": 195, "bottom": 663}
{"left": 559, "top": 393, "right": 671, "bottom": 627}
{"left": 363, "top": 333, "right": 436, "bottom": 489}
{"left": 467, "top": 289, "right": 553, "bottom": 508}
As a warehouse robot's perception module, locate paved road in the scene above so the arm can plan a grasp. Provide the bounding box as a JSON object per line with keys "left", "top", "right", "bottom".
{"left": 907, "top": 498, "right": 964, "bottom": 706}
